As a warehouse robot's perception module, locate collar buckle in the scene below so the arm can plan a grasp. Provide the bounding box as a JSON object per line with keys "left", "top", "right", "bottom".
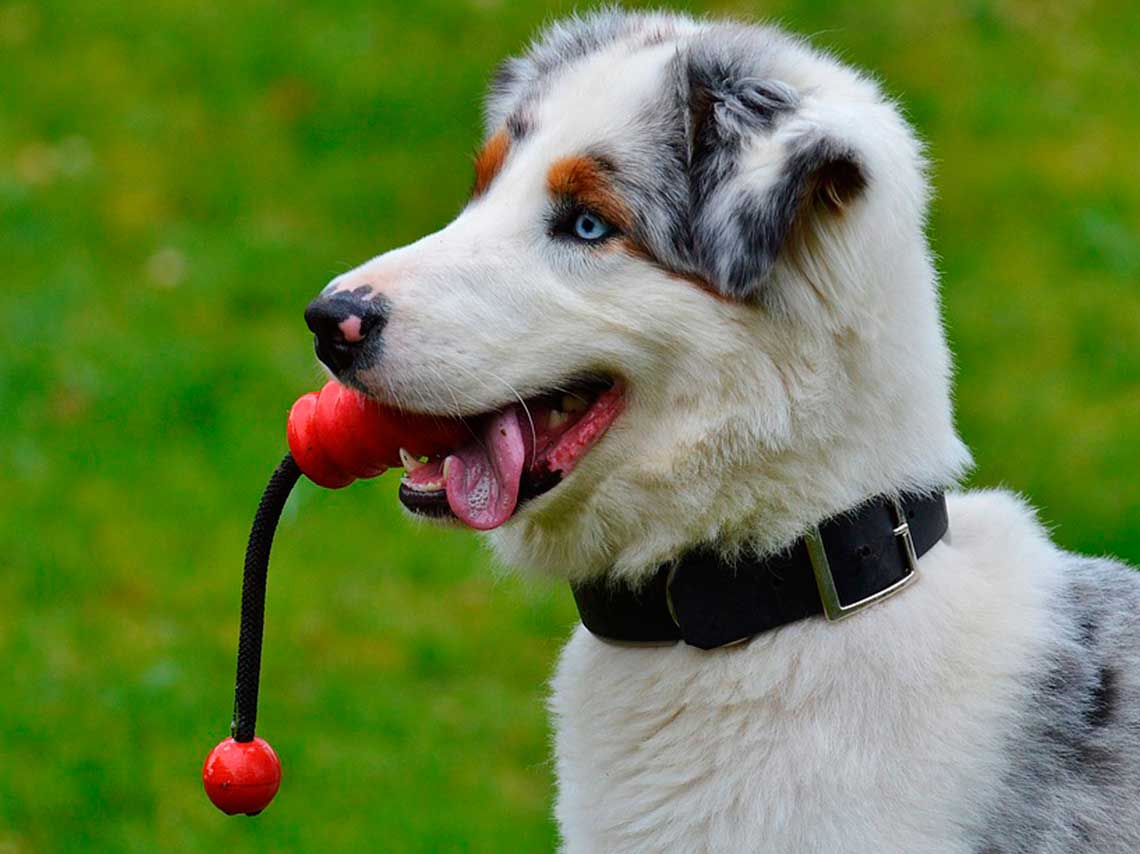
{"left": 806, "top": 497, "right": 920, "bottom": 622}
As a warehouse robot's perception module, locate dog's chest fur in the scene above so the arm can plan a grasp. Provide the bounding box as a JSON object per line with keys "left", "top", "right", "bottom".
{"left": 550, "top": 492, "right": 1140, "bottom": 853}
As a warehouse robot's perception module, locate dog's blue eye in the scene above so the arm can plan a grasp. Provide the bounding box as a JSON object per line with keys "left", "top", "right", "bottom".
{"left": 572, "top": 211, "right": 613, "bottom": 242}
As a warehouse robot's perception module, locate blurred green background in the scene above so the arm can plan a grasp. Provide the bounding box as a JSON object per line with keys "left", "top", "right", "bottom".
{"left": 1, "top": 0, "right": 1136, "bottom": 850}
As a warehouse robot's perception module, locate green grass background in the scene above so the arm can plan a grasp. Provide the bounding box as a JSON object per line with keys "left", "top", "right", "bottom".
{"left": 1, "top": 0, "right": 1136, "bottom": 850}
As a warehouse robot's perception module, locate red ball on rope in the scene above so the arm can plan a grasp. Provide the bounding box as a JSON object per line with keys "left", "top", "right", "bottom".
{"left": 202, "top": 737, "right": 282, "bottom": 816}
{"left": 205, "top": 380, "right": 467, "bottom": 816}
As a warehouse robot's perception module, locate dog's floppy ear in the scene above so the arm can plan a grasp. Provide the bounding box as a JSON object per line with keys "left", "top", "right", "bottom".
{"left": 683, "top": 55, "right": 868, "bottom": 301}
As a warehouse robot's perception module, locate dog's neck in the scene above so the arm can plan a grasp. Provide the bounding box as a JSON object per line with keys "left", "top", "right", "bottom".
{"left": 569, "top": 490, "right": 950, "bottom": 648}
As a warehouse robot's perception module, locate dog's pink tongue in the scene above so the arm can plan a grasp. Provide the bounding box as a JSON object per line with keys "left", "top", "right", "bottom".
{"left": 444, "top": 405, "right": 526, "bottom": 530}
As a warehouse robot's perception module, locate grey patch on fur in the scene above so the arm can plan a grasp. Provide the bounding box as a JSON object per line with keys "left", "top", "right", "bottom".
{"left": 683, "top": 47, "right": 800, "bottom": 141}
{"left": 709, "top": 135, "right": 866, "bottom": 299}
{"left": 1087, "top": 667, "right": 1118, "bottom": 728}
{"left": 678, "top": 48, "right": 806, "bottom": 299}
{"left": 972, "top": 555, "right": 1140, "bottom": 854}
{"left": 505, "top": 110, "right": 530, "bottom": 140}
{"left": 483, "top": 11, "right": 870, "bottom": 302}
{"left": 658, "top": 33, "right": 866, "bottom": 300}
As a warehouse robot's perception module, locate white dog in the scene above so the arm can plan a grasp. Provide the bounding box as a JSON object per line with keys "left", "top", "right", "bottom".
{"left": 303, "top": 10, "right": 1140, "bottom": 852}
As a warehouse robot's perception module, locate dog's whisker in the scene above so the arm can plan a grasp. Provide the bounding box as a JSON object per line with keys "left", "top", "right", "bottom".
{"left": 424, "top": 361, "right": 479, "bottom": 420}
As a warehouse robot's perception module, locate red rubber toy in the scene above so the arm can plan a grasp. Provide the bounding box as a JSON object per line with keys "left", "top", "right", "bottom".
{"left": 202, "top": 737, "right": 282, "bottom": 816}
{"left": 204, "top": 380, "right": 466, "bottom": 817}
{"left": 286, "top": 380, "right": 467, "bottom": 488}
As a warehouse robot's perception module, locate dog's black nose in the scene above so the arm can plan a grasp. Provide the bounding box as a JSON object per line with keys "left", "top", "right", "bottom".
{"left": 304, "top": 292, "right": 389, "bottom": 375}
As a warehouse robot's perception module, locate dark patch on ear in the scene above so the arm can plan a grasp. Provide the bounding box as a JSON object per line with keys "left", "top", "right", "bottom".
{"left": 679, "top": 54, "right": 868, "bottom": 300}
{"left": 1087, "top": 666, "right": 1118, "bottom": 728}
{"left": 815, "top": 154, "right": 868, "bottom": 215}
{"left": 686, "top": 57, "right": 799, "bottom": 141}
{"left": 708, "top": 135, "right": 868, "bottom": 299}
{"left": 686, "top": 63, "right": 799, "bottom": 212}
{"left": 769, "top": 135, "right": 866, "bottom": 228}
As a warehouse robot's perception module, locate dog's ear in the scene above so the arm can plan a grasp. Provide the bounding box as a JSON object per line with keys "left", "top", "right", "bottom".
{"left": 683, "top": 56, "right": 869, "bottom": 301}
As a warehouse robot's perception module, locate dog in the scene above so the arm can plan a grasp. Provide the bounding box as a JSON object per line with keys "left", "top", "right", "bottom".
{"left": 302, "top": 10, "right": 1140, "bottom": 852}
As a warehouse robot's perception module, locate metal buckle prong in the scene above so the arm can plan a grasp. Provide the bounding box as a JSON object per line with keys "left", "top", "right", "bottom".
{"left": 807, "top": 497, "right": 919, "bottom": 622}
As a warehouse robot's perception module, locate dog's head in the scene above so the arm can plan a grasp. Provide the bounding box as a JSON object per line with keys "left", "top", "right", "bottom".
{"left": 304, "top": 11, "right": 971, "bottom": 579}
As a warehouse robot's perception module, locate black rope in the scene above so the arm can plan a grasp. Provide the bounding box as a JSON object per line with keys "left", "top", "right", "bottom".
{"left": 232, "top": 453, "right": 301, "bottom": 742}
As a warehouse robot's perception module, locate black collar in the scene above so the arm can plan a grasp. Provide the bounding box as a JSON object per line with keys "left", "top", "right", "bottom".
{"left": 570, "top": 492, "right": 949, "bottom": 650}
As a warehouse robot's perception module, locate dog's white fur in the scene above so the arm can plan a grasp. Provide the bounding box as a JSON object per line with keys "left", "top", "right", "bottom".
{"left": 318, "top": 11, "right": 1140, "bottom": 852}
{"left": 552, "top": 490, "right": 1058, "bottom": 853}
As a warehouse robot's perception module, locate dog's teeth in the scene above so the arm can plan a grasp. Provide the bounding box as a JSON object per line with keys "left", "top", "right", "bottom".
{"left": 549, "top": 410, "right": 569, "bottom": 429}
{"left": 562, "top": 395, "right": 587, "bottom": 413}
{"left": 399, "top": 448, "right": 425, "bottom": 472}
{"left": 442, "top": 456, "right": 453, "bottom": 479}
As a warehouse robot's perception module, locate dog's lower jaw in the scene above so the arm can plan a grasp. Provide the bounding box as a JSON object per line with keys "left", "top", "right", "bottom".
{"left": 549, "top": 490, "right": 1104, "bottom": 853}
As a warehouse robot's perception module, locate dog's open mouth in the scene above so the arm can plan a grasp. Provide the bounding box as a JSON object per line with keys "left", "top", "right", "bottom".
{"left": 398, "top": 377, "right": 624, "bottom": 530}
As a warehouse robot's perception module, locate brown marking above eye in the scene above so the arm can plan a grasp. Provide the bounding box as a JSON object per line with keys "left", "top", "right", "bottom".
{"left": 472, "top": 129, "right": 511, "bottom": 197}
{"left": 546, "top": 155, "right": 633, "bottom": 234}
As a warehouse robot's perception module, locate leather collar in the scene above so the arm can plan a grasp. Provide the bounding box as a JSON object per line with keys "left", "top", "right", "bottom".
{"left": 570, "top": 492, "right": 949, "bottom": 650}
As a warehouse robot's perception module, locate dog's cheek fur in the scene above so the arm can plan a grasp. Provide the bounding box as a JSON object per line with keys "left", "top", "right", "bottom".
{"left": 484, "top": 300, "right": 828, "bottom": 578}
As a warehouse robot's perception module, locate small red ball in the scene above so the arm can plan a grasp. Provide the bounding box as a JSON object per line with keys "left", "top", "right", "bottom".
{"left": 202, "top": 737, "right": 282, "bottom": 816}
